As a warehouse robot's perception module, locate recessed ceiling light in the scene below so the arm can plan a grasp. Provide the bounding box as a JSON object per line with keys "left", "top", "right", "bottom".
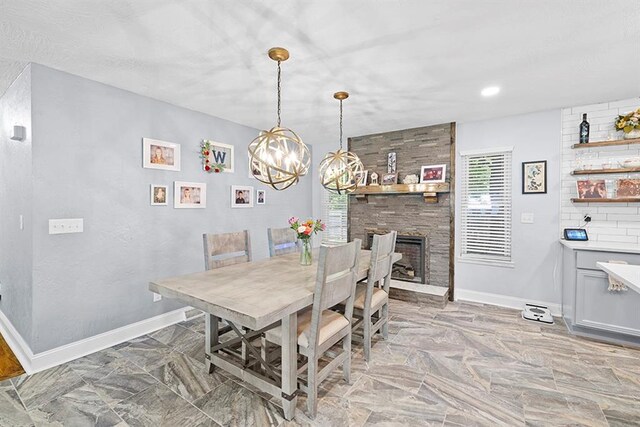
{"left": 481, "top": 86, "right": 500, "bottom": 97}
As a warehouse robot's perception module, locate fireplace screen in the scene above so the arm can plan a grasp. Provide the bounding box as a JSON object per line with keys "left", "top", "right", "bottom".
{"left": 367, "top": 233, "right": 426, "bottom": 284}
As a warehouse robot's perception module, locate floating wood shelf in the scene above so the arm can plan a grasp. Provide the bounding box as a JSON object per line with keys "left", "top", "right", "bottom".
{"left": 571, "top": 166, "right": 640, "bottom": 175}
{"left": 571, "top": 197, "right": 640, "bottom": 203}
{"left": 571, "top": 138, "right": 640, "bottom": 149}
{"left": 352, "top": 183, "right": 450, "bottom": 203}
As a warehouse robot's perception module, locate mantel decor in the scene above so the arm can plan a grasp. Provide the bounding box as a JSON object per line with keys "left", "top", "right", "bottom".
{"left": 615, "top": 107, "right": 640, "bottom": 139}
{"left": 248, "top": 47, "right": 310, "bottom": 190}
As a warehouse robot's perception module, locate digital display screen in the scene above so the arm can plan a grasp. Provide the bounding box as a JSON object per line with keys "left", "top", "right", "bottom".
{"left": 564, "top": 228, "right": 588, "bottom": 241}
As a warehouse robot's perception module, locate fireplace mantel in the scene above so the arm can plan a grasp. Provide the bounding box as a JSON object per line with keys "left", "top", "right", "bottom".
{"left": 352, "top": 182, "right": 450, "bottom": 203}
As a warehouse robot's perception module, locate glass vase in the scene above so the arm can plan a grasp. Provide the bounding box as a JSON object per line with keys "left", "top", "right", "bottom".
{"left": 299, "top": 239, "right": 312, "bottom": 266}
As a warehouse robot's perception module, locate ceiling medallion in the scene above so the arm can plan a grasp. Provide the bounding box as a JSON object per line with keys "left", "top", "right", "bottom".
{"left": 248, "top": 47, "right": 310, "bottom": 191}
{"left": 318, "top": 91, "right": 364, "bottom": 194}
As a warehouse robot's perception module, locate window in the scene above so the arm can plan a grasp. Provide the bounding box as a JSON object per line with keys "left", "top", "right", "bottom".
{"left": 460, "top": 147, "right": 513, "bottom": 266}
{"left": 322, "top": 191, "right": 348, "bottom": 244}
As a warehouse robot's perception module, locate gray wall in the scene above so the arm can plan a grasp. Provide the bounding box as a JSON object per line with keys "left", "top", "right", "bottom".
{"left": 455, "top": 109, "right": 562, "bottom": 304}
{"left": 0, "top": 64, "right": 34, "bottom": 345}
{"left": 20, "top": 64, "right": 312, "bottom": 353}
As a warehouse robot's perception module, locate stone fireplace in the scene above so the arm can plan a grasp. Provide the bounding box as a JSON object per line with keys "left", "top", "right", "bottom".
{"left": 348, "top": 123, "right": 454, "bottom": 298}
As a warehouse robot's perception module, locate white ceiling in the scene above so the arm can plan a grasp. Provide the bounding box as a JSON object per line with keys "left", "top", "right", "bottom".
{"left": 1, "top": 1, "right": 639, "bottom": 146}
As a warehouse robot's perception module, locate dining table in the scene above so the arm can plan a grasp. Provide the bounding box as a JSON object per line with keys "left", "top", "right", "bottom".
{"left": 149, "top": 248, "right": 401, "bottom": 420}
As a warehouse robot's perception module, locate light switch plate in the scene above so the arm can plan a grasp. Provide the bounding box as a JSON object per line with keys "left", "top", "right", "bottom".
{"left": 521, "top": 213, "right": 534, "bottom": 224}
{"left": 49, "top": 218, "right": 84, "bottom": 234}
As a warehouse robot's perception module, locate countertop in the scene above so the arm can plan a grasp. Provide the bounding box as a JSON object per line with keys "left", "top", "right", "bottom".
{"left": 597, "top": 262, "right": 640, "bottom": 294}
{"left": 560, "top": 240, "right": 640, "bottom": 254}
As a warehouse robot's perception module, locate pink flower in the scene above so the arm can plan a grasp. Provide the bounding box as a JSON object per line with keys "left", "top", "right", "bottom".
{"left": 289, "top": 217, "right": 299, "bottom": 225}
{"left": 321, "top": 223, "right": 327, "bottom": 231}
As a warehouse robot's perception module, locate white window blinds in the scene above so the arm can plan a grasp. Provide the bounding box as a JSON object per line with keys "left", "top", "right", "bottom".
{"left": 321, "top": 191, "right": 348, "bottom": 244}
{"left": 460, "top": 148, "right": 512, "bottom": 264}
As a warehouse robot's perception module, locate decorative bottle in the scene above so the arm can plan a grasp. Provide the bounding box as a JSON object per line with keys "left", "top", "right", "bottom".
{"left": 579, "top": 113, "right": 590, "bottom": 144}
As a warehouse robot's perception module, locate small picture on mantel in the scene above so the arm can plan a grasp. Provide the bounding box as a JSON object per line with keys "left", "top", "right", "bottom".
{"left": 522, "top": 160, "right": 547, "bottom": 194}
{"left": 420, "top": 164, "right": 446, "bottom": 183}
{"left": 381, "top": 173, "right": 398, "bottom": 185}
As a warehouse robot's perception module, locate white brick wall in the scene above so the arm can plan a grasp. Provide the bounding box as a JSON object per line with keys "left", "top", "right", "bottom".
{"left": 561, "top": 97, "right": 640, "bottom": 244}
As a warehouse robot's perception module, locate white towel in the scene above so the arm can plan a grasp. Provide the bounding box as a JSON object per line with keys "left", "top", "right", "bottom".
{"left": 607, "top": 260, "right": 628, "bottom": 292}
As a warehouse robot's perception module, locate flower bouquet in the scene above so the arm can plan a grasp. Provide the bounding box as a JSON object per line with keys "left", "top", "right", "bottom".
{"left": 288, "top": 217, "right": 326, "bottom": 265}
{"left": 615, "top": 108, "right": 640, "bottom": 139}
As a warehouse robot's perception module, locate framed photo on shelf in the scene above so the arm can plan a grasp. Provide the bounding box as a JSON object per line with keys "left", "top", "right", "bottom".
{"left": 522, "top": 160, "right": 547, "bottom": 194}
{"left": 381, "top": 173, "right": 398, "bottom": 185}
{"left": 174, "top": 181, "right": 206, "bottom": 208}
{"left": 355, "top": 170, "right": 368, "bottom": 186}
{"left": 143, "top": 138, "right": 180, "bottom": 171}
{"left": 256, "top": 189, "right": 266, "bottom": 205}
{"left": 616, "top": 179, "right": 640, "bottom": 197}
{"left": 232, "top": 185, "right": 254, "bottom": 208}
{"left": 202, "top": 140, "right": 234, "bottom": 173}
{"left": 420, "top": 164, "right": 446, "bottom": 183}
{"left": 576, "top": 179, "right": 606, "bottom": 199}
{"left": 150, "top": 185, "right": 168, "bottom": 206}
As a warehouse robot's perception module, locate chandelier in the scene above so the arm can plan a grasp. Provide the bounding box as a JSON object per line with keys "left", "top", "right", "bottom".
{"left": 318, "top": 91, "right": 364, "bottom": 194}
{"left": 248, "top": 47, "right": 310, "bottom": 191}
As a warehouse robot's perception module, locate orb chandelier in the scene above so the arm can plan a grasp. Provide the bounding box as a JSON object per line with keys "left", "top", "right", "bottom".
{"left": 248, "top": 47, "right": 310, "bottom": 191}
{"left": 318, "top": 91, "right": 364, "bottom": 194}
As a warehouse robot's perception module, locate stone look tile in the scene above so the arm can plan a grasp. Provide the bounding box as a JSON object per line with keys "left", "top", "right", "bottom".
{"left": 66, "top": 348, "right": 124, "bottom": 379}
{"left": 0, "top": 380, "right": 33, "bottom": 427}
{"left": 114, "top": 335, "right": 174, "bottom": 371}
{"left": 148, "top": 353, "right": 227, "bottom": 402}
{"left": 89, "top": 358, "right": 158, "bottom": 407}
{"left": 12, "top": 365, "right": 84, "bottom": 410}
{"left": 194, "top": 380, "right": 283, "bottom": 426}
{"left": 114, "top": 382, "right": 217, "bottom": 427}
{"left": 28, "top": 384, "right": 124, "bottom": 426}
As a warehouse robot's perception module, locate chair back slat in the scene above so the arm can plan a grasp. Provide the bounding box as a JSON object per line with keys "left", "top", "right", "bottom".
{"left": 268, "top": 227, "right": 298, "bottom": 257}
{"left": 307, "top": 239, "right": 361, "bottom": 350}
{"left": 368, "top": 231, "right": 397, "bottom": 285}
{"left": 203, "top": 231, "right": 252, "bottom": 270}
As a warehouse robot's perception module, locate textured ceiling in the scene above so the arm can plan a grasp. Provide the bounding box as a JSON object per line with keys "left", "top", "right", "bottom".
{"left": 1, "top": 1, "right": 639, "bottom": 145}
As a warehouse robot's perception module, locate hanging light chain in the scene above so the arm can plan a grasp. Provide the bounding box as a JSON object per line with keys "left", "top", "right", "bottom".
{"left": 339, "top": 99, "right": 343, "bottom": 150}
{"left": 276, "top": 60, "right": 282, "bottom": 127}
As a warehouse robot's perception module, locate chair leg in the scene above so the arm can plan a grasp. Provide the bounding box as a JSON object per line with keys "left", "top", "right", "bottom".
{"left": 343, "top": 331, "right": 352, "bottom": 384}
{"left": 363, "top": 315, "right": 372, "bottom": 362}
{"left": 307, "top": 357, "right": 318, "bottom": 419}
{"left": 381, "top": 301, "right": 389, "bottom": 339}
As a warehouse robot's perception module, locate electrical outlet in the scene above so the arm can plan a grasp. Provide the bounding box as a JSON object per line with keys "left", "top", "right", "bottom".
{"left": 49, "top": 218, "right": 84, "bottom": 235}
{"left": 153, "top": 293, "right": 162, "bottom": 302}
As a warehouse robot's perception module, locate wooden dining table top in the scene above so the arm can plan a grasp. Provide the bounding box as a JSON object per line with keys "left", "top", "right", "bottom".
{"left": 149, "top": 249, "right": 401, "bottom": 330}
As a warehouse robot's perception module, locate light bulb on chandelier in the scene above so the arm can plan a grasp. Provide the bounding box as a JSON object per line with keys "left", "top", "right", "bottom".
{"left": 248, "top": 47, "right": 311, "bottom": 191}
{"left": 318, "top": 91, "right": 364, "bottom": 194}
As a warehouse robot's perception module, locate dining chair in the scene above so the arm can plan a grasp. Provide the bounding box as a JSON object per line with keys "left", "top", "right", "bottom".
{"left": 202, "top": 230, "right": 252, "bottom": 366}
{"left": 264, "top": 239, "right": 361, "bottom": 418}
{"left": 353, "top": 231, "right": 397, "bottom": 361}
{"left": 267, "top": 227, "right": 298, "bottom": 257}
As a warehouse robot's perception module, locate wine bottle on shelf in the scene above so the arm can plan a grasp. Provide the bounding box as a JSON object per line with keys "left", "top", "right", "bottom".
{"left": 579, "top": 113, "right": 590, "bottom": 144}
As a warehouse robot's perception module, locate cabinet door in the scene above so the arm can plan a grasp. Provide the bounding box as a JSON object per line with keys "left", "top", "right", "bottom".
{"left": 575, "top": 269, "right": 640, "bottom": 337}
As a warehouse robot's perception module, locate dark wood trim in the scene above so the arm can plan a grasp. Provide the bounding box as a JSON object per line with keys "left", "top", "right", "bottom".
{"left": 448, "top": 122, "right": 456, "bottom": 302}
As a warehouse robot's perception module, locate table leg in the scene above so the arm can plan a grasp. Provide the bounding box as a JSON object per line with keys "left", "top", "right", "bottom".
{"left": 281, "top": 312, "right": 298, "bottom": 420}
{"left": 205, "top": 314, "right": 219, "bottom": 374}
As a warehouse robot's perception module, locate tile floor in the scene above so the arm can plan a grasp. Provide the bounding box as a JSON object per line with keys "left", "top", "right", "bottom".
{"left": 1, "top": 300, "right": 639, "bottom": 426}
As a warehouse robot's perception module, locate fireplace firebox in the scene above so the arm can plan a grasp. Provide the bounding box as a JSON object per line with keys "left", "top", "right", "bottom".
{"left": 366, "top": 232, "right": 427, "bottom": 284}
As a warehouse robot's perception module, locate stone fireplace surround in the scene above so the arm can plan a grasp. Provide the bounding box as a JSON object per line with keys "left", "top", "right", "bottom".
{"left": 348, "top": 123, "right": 455, "bottom": 300}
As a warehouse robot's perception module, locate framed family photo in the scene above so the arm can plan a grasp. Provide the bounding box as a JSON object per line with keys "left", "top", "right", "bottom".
{"left": 522, "top": 160, "right": 547, "bottom": 194}
{"left": 420, "top": 164, "right": 446, "bottom": 183}
{"left": 381, "top": 173, "right": 398, "bottom": 185}
{"left": 232, "top": 185, "right": 254, "bottom": 208}
{"left": 174, "top": 181, "right": 206, "bottom": 208}
{"left": 150, "top": 185, "right": 168, "bottom": 206}
{"left": 256, "top": 189, "right": 266, "bottom": 205}
{"left": 143, "top": 138, "right": 180, "bottom": 171}
{"left": 202, "top": 140, "right": 234, "bottom": 173}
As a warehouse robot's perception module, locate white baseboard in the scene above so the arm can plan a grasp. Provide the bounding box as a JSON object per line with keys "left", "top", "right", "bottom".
{"left": 454, "top": 289, "right": 562, "bottom": 317}
{"left": 0, "top": 307, "right": 189, "bottom": 375}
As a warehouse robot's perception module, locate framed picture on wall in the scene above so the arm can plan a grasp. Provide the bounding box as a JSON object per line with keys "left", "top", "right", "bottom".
{"left": 232, "top": 185, "right": 254, "bottom": 208}
{"left": 522, "top": 160, "right": 547, "bottom": 194}
{"left": 420, "top": 164, "right": 446, "bottom": 183}
{"left": 143, "top": 138, "right": 181, "bottom": 171}
{"left": 150, "top": 185, "right": 168, "bottom": 206}
{"left": 174, "top": 181, "right": 206, "bottom": 208}
{"left": 256, "top": 189, "right": 266, "bottom": 205}
{"left": 202, "top": 140, "right": 234, "bottom": 173}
